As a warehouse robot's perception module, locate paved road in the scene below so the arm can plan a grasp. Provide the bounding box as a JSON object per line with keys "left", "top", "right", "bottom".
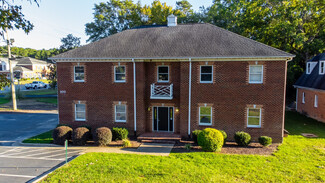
{"left": 0, "top": 113, "right": 58, "bottom": 146}
{"left": 0, "top": 146, "right": 81, "bottom": 183}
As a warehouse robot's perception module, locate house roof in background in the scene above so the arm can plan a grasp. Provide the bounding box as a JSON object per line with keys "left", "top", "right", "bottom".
{"left": 13, "top": 66, "right": 33, "bottom": 72}
{"left": 52, "top": 23, "right": 294, "bottom": 60}
{"left": 295, "top": 53, "right": 325, "bottom": 90}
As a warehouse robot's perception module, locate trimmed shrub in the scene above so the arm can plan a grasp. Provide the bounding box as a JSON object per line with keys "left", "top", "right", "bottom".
{"left": 192, "top": 130, "right": 202, "bottom": 143}
{"left": 95, "top": 127, "right": 112, "bottom": 146}
{"left": 197, "top": 128, "right": 224, "bottom": 152}
{"left": 79, "top": 125, "right": 92, "bottom": 132}
{"left": 122, "top": 139, "right": 131, "bottom": 147}
{"left": 112, "top": 127, "right": 129, "bottom": 140}
{"left": 234, "top": 131, "right": 251, "bottom": 147}
{"left": 56, "top": 124, "right": 71, "bottom": 128}
{"left": 258, "top": 136, "right": 272, "bottom": 147}
{"left": 219, "top": 130, "right": 227, "bottom": 145}
{"left": 72, "top": 127, "right": 90, "bottom": 146}
{"left": 52, "top": 126, "right": 72, "bottom": 145}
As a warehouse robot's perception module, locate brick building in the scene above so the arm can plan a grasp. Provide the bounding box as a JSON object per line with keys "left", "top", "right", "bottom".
{"left": 294, "top": 53, "right": 325, "bottom": 123}
{"left": 51, "top": 16, "right": 294, "bottom": 143}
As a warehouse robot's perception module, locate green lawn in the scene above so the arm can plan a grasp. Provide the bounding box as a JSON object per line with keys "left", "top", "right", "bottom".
{"left": 0, "top": 98, "right": 10, "bottom": 105}
{"left": 42, "top": 111, "right": 325, "bottom": 183}
{"left": 22, "top": 130, "right": 53, "bottom": 144}
{"left": 36, "top": 98, "right": 57, "bottom": 104}
{"left": 19, "top": 89, "right": 57, "bottom": 96}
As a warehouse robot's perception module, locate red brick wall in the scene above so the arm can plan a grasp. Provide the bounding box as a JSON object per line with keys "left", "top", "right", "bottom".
{"left": 296, "top": 88, "right": 325, "bottom": 123}
{"left": 57, "top": 60, "right": 287, "bottom": 143}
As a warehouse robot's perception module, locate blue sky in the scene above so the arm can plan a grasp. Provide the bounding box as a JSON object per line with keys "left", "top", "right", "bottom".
{"left": 1, "top": 0, "right": 213, "bottom": 50}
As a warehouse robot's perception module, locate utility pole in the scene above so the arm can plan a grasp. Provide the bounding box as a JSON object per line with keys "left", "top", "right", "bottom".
{"left": 5, "top": 25, "right": 17, "bottom": 110}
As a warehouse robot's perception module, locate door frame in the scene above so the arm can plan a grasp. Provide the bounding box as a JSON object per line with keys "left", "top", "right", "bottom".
{"left": 152, "top": 106, "right": 174, "bottom": 132}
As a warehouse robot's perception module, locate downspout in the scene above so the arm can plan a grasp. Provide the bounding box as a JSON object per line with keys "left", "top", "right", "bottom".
{"left": 188, "top": 58, "right": 192, "bottom": 137}
{"left": 133, "top": 58, "right": 137, "bottom": 136}
{"left": 295, "top": 88, "right": 298, "bottom": 111}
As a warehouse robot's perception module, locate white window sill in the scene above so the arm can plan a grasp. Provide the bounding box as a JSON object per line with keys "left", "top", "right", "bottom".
{"left": 157, "top": 81, "right": 169, "bottom": 83}
{"left": 200, "top": 81, "right": 213, "bottom": 83}
{"left": 74, "top": 80, "right": 85, "bottom": 83}
{"left": 115, "top": 121, "right": 126, "bottom": 123}
{"left": 247, "top": 125, "right": 261, "bottom": 128}
{"left": 199, "top": 123, "right": 212, "bottom": 126}
{"left": 75, "top": 119, "right": 86, "bottom": 121}
{"left": 249, "top": 81, "right": 263, "bottom": 84}
{"left": 114, "top": 80, "right": 126, "bottom": 83}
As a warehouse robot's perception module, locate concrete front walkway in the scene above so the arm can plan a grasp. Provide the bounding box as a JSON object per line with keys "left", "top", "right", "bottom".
{"left": 84, "top": 143, "right": 174, "bottom": 156}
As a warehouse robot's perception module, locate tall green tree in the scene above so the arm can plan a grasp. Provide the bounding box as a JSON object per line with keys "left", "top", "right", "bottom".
{"left": 60, "top": 34, "right": 81, "bottom": 50}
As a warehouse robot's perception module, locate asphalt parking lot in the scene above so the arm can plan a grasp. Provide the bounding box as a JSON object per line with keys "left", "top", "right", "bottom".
{"left": 0, "top": 146, "right": 81, "bottom": 183}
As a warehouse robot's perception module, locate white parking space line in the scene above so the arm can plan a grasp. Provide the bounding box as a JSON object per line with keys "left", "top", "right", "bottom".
{"left": 0, "top": 155, "right": 64, "bottom": 161}
{"left": 0, "top": 147, "right": 20, "bottom": 155}
{"left": 0, "top": 173, "right": 36, "bottom": 178}
{"left": 3, "top": 148, "right": 45, "bottom": 156}
{"left": 23, "top": 149, "right": 64, "bottom": 157}
{"left": 42, "top": 150, "right": 80, "bottom": 159}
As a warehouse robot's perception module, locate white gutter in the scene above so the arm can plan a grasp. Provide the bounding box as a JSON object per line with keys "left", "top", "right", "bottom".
{"left": 133, "top": 58, "right": 137, "bottom": 135}
{"left": 188, "top": 58, "right": 192, "bottom": 136}
{"left": 295, "top": 88, "right": 298, "bottom": 111}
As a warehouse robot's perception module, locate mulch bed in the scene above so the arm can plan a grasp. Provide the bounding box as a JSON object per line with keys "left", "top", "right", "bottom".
{"left": 172, "top": 140, "right": 279, "bottom": 155}
{"left": 68, "top": 139, "right": 141, "bottom": 148}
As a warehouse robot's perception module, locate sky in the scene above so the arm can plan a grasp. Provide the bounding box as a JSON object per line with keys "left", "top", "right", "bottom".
{"left": 1, "top": 0, "right": 213, "bottom": 50}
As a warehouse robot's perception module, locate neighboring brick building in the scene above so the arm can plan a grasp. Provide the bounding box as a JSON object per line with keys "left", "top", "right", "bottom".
{"left": 294, "top": 53, "right": 325, "bottom": 123}
{"left": 51, "top": 16, "right": 294, "bottom": 143}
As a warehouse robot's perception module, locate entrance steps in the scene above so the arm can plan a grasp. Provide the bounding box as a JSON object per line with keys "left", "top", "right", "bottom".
{"left": 137, "top": 132, "right": 181, "bottom": 144}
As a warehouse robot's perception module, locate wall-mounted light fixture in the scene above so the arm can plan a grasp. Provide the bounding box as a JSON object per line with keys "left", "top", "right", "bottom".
{"left": 148, "top": 107, "right": 151, "bottom": 112}
{"left": 175, "top": 107, "right": 179, "bottom": 112}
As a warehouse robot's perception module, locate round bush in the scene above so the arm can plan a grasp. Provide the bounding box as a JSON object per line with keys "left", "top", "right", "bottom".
{"left": 95, "top": 127, "right": 112, "bottom": 146}
{"left": 72, "top": 127, "right": 90, "bottom": 146}
{"left": 52, "top": 126, "right": 72, "bottom": 145}
{"left": 234, "top": 131, "right": 251, "bottom": 147}
{"left": 258, "top": 136, "right": 272, "bottom": 147}
{"left": 192, "top": 130, "right": 202, "bottom": 144}
{"left": 197, "top": 128, "right": 224, "bottom": 152}
{"left": 112, "top": 127, "right": 129, "bottom": 141}
{"left": 219, "top": 130, "right": 227, "bottom": 145}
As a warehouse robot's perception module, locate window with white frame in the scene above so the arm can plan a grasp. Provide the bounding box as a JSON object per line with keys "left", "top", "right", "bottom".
{"left": 199, "top": 106, "right": 212, "bottom": 125}
{"left": 200, "top": 66, "right": 213, "bottom": 83}
{"left": 306, "top": 62, "right": 312, "bottom": 74}
{"left": 249, "top": 65, "right": 263, "bottom": 83}
{"left": 115, "top": 104, "right": 126, "bottom": 122}
{"left": 314, "top": 95, "right": 318, "bottom": 108}
{"left": 75, "top": 103, "right": 86, "bottom": 121}
{"left": 247, "top": 108, "right": 261, "bottom": 127}
{"left": 114, "top": 66, "right": 126, "bottom": 82}
{"left": 157, "top": 66, "right": 169, "bottom": 82}
{"left": 74, "top": 66, "right": 85, "bottom": 82}
{"left": 302, "top": 92, "right": 305, "bottom": 104}
{"left": 319, "top": 61, "right": 325, "bottom": 74}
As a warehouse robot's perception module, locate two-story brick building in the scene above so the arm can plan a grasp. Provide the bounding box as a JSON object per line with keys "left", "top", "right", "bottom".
{"left": 51, "top": 16, "right": 294, "bottom": 142}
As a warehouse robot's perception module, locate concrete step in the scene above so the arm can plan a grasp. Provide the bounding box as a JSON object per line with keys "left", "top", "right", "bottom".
{"left": 140, "top": 139, "right": 176, "bottom": 144}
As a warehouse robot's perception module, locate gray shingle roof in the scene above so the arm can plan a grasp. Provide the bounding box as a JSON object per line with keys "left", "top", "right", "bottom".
{"left": 294, "top": 53, "right": 325, "bottom": 90}
{"left": 52, "top": 23, "right": 293, "bottom": 59}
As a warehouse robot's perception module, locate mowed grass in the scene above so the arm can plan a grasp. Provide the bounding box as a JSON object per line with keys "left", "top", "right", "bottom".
{"left": 36, "top": 98, "right": 57, "bottom": 104}
{"left": 42, "top": 111, "right": 325, "bottom": 183}
{"left": 22, "top": 130, "right": 53, "bottom": 144}
{"left": 0, "top": 98, "right": 10, "bottom": 104}
{"left": 20, "top": 89, "right": 57, "bottom": 96}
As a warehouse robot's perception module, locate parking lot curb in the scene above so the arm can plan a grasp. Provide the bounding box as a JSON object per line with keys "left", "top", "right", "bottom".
{"left": 27, "top": 155, "right": 79, "bottom": 183}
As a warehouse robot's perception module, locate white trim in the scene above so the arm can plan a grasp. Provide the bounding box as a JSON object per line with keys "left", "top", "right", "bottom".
{"left": 306, "top": 62, "right": 311, "bottom": 74}
{"left": 249, "top": 65, "right": 263, "bottom": 84}
{"left": 247, "top": 108, "right": 262, "bottom": 128}
{"left": 157, "top": 65, "right": 169, "bottom": 83}
{"left": 73, "top": 65, "right": 84, "bottom": 82}
{"left": 293, "top": 85, "right": 325, "bottom": 93}
{"left": 302, "top": 92, "right": 305, "bottom": 104}
{"left": 319, "top": 61, "right": 325, "bottom": 75}
{"left": 314, "top": 95, "right": 318, "bottom": 108}
{"left": 115, "top": 104, "right": 127, "bottom": 123}
{"left": 133, "top": 59, "right": 137, "bottom": 132}
{"left": 200, "top": 65, "right": 213, "bottom": 83}
{"left": 188, "top": 58, "right": 192, "bottom": 135}
{"left": 199, "top": 106, "right": 212, "bottom": 126}
{"left": 75, "top": 103, "right": 86, "bottom": 121}
{"left": 114, "top": 65, "right": 126, "bottom": 83}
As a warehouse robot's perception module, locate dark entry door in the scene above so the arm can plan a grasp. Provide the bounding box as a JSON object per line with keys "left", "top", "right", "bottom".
{"left": 153, "top": 107, "right": 173, "bottom": 132}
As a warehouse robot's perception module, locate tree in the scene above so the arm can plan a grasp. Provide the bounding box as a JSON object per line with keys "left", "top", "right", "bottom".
{"left": 0, "top": 74, "right": 10, "bottom": 90}
{"left": 0, "top": 0, "right": 38, "bottom": 36}
{"left": 60, "top": 34, "right": 81, "bottom": 50}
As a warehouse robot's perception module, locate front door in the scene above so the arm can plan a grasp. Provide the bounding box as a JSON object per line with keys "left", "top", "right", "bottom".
{"left": 153, "top": 107, "right": 174, "bottom": 132}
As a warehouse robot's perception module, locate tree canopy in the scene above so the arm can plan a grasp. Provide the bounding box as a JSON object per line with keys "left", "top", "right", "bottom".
{"left": 60, "top": 34, "right": 81, "bottom": 50}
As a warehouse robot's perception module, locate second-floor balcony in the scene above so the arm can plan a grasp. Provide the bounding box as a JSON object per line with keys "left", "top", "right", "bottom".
{"left": 150, "top": 84, "right": 173, "bottom": 100}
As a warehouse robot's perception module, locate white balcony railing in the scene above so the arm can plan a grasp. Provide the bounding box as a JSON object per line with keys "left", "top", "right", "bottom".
{"left": 150, "top": 84, "right": 173, "bottom": 99}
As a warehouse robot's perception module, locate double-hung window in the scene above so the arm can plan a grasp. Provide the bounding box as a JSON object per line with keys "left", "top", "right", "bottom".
{"left": 75, "top": 104, "right": 86, "bottom": 121}
{"left": 302, "top": 92, "right": 305, "bottom": 104}
{"left": 157, "top": 66, "right": 169, "bottom": 82}
{"left": 249, "top": 65, "right": 263, "bottom": 83}
{"left": 247, "top": 108, "right": 261, "bottom": 128}
{"left": 200, "top": 66, "right": 213, "bottom": 83}
{"left": 314, "top": 95, "right": 318, "bottom": 108}
{"left": 115, "top": 104, "right": 126, "bottom": 122}
{"left": 114, "top": 66, "right": 126, "bottom": 82}
{"left": 199, "top": 106, "right": 212, "bottom": 125}
{"left": 319, "top": 61, "right": 325, "bottom": 74}
{"left": 74, "top": 66, "right": 85, "bottom": 82}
